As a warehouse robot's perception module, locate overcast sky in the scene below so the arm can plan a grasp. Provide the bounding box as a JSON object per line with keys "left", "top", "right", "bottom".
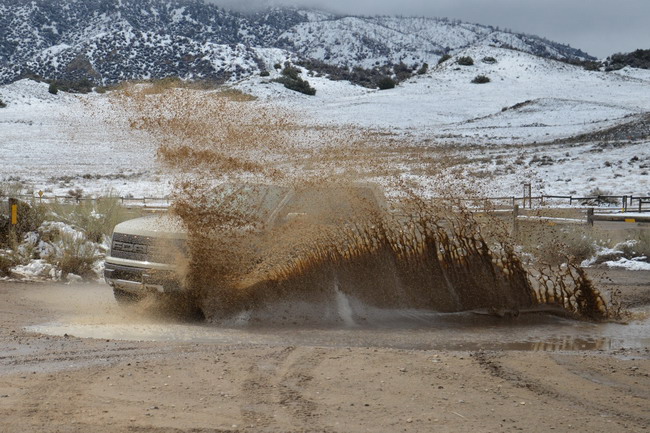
{"left": 212, "top": 0, "right": 647, "bottom": 58}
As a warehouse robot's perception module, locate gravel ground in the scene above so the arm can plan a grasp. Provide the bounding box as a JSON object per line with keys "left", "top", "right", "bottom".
{"left": 0, "top": 269, "right": 648, "bottom": 433}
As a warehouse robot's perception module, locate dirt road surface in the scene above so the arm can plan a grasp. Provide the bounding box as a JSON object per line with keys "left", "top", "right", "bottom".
{"left": 1, "top": 269, "right": 649, "bottom": 433}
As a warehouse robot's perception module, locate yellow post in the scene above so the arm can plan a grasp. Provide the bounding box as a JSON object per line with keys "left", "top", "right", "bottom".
{"left": 8, "top": 198, "right": 18, "bottom": 226}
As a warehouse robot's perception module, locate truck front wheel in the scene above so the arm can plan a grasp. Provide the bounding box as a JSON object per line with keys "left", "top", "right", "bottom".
{"left": 113, "top": 288, "right": 142, "bottom": 305}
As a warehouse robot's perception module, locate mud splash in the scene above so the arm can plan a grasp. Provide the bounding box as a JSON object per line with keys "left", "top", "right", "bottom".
{"left": 176, "top": 186, "right": 612, "bottom": 322}
{"left": 112, "top": 82, "right": 617, "bottom": 323}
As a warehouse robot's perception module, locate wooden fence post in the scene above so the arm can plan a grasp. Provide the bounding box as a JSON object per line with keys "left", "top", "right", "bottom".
{"left": 512, "top": 204, "right": 519, "bottom": 239}
{"left": 587, "top": 208, "right": 594, "bottom": 226}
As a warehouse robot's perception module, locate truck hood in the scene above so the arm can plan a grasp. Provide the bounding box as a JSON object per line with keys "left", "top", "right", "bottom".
{"left": 112, "top": 214, "right": 188, "bottom": 239}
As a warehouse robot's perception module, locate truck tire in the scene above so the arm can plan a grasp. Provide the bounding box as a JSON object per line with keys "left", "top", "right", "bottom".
{"left": 113, "top": 288, "right": 141, "bottom": 305}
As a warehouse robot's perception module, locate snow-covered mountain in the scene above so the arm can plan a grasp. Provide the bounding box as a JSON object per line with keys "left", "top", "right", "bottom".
{"left": 0, "top": 0, "right": 593, "bottom": 86}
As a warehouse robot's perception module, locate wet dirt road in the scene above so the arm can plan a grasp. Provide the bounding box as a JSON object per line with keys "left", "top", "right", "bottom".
{"left": 1, "top": 269, "right": 649, "bottom": 433}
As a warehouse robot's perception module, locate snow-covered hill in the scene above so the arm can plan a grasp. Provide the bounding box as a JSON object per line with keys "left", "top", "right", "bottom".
{"left": 278, "top": 16, "right": 589, "bottom": 69}
{"left": 1, "top": 46, "right": 648, "bottom": 199}
{"left": 238, "top": 46, "right": 650, "bottom": 144}
{"left": 0, "top": 0, "right": 593, "bottom": 86}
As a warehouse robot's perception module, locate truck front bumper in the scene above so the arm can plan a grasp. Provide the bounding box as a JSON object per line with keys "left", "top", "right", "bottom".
{"left": 104, "top": 263, "right": 182, "bottom": 294}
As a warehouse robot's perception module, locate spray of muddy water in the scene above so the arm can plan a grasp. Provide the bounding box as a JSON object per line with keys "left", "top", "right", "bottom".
{"left": 111, "top": 82, "right": 615, "bottom": 323}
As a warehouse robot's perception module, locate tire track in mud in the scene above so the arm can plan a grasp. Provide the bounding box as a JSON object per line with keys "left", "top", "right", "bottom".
{"left": 240, "top": 346, "right": 297, "bottom": 429}
{"left": 471, "top": 351, "right": 650, "bottom": 428}
{"left": 276, "top": 349, "right": 324, "bottom": 427}
{"left": 0, "top": 341, "right": 175, "bottom": 375}
{"left": 240, "top": 346, "right": 332, "bottom": 432}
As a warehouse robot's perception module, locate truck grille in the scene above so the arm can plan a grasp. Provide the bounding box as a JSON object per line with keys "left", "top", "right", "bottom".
{"left": 110, "top": 233, "right": 187, "bottom": 264}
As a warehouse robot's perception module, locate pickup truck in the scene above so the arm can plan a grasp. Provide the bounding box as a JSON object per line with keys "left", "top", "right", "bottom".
{"left": 103, "top": 213, "right": 189, "bottom": 304}
{"left": 104, "top": 184, "right": 385, "bottom": 304}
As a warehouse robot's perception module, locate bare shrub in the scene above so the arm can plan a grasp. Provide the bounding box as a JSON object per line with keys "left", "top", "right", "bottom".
{"left": 47, "top": 231, "right": 99, "bottom": 279}
{"left": 0, "top": 250, "right": 19, "bottom": 275}
{"left": 615, "top": 230, "right": 650, "bottom": 260}
{"left": 377, "top": 76, "right": 396, "bottom": 90}
{"left": 68, "top": 187, "right": 84, "bottom": 200}
{"left": 438, "top": 54, "right": 452, "bottom": 64}
{"left": 471, "top": 75, "right": 491, "bottom": 84}
{"left": 520, "top": 223, "right": 596, "bottom": 266}
{"left": 47, "top": 194, "right": 131, "bottom": 243}
{"left": 635, "top": 230, "right": 650, "bottom": 258}
{"left": 587, "top": 187, "right": 618, "bottom": 204}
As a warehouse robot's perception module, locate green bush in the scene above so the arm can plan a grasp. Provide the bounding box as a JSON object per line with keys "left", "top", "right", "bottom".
{"left": 377, "top": 76, "right": 396, "bottom": 90}
{"left": 471, "top": 75, "right": 491, "bottom": 84}
{"left": 458, "top": 56, "right": 474, "bottom": 66}
{"left": 393, "top": 62, "right": 413, "bottom": 81}
{"left": 417, "top": 63, "right": 429, "bottom": 75}
{"left": 280, "top": 65, "right": 301, "bottom": 80}
{"left": 438, "top": 54, "right": 452, "bottom": 65}
{"left": 273, "top": 76, "right": 316, "bottom": 95}
{"left": 0, "top": 98, "right": 6, "bottom": 108}
{"left": 48, "top": 82, "right": 58, "bottom": 95}
{"left": 482, "top": 56, "right": 497, "bottom": 64}
{"left": 296, "top": 59, "right": 398, "bottom": 89}
{"left": 604, "top": 49, "right": 650, "bottom": 71}
{"left": 260, "top": 70, "right": 270, "bottom": 77}
{"left": 272, "top": 65, "right": 316, "bottom": 96}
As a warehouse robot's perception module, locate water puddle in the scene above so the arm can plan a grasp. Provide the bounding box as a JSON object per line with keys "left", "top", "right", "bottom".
{"left": 20, "top": 284, "right": 649, "bottom": 353}
{"left": 27, "top": 309, "right": 650, "bottom": 353}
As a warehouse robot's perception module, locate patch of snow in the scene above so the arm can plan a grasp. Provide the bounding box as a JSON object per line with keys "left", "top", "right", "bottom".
{"left": 603, "top": 257, "right": 650, "bottom": 271}
{"left": 11, "top": 259, "right": 62, "bottom": 280}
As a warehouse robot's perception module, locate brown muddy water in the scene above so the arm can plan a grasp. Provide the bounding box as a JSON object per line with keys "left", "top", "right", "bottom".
{"left": 24, "top": 283, "right": 650, "bottom": 353}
